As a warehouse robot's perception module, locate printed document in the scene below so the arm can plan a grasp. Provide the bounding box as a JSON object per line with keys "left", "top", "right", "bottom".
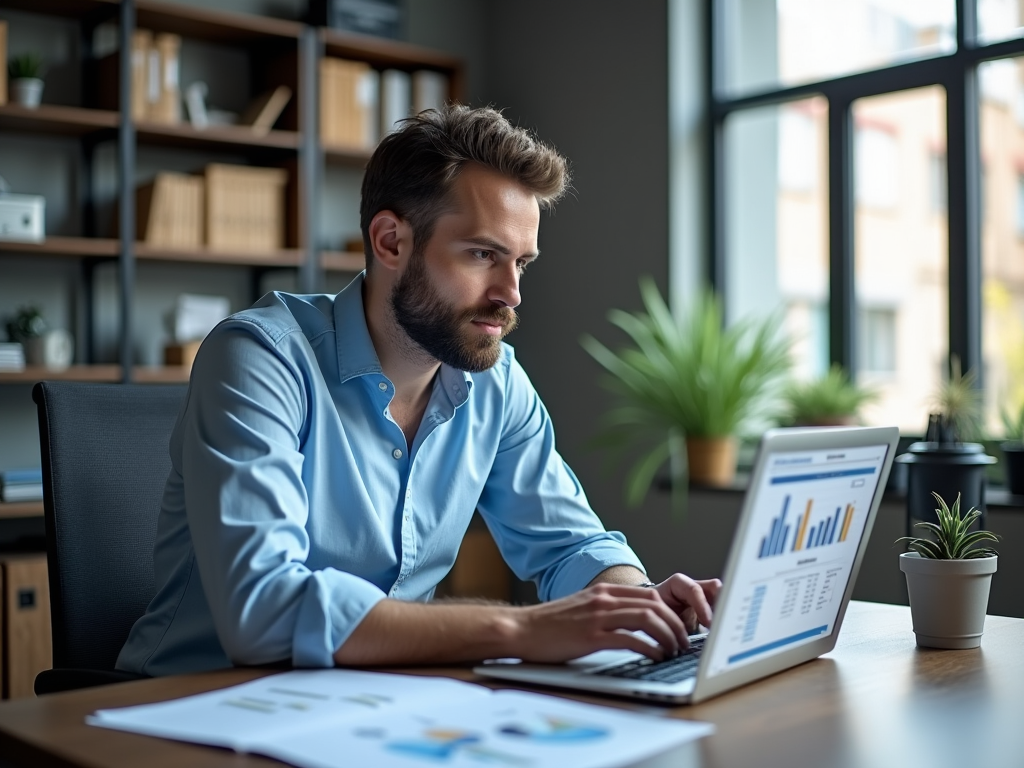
{"left": 87, "top": 669, "right": 713, "bottom": 768}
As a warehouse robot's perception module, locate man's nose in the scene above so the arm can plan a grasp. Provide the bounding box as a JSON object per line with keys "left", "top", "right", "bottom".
{"left": 488, "top": 261, "right": 522, "bottom": 309}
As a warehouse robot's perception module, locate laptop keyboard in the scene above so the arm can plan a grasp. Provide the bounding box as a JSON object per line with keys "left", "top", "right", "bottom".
{"left": 593, "top": 636, "right": 706, "bottom": 684}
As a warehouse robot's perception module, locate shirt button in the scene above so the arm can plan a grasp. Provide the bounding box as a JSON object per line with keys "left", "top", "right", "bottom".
{"left": 392, "top": 448, "right": 403, "bottom": 459}
{"left": 378, "top": 382, "right": 388, "bottom": 391}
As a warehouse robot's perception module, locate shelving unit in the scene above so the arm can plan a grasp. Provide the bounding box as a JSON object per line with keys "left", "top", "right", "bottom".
{"left": 0, "top": 0, "right": 463, "bottom": 387}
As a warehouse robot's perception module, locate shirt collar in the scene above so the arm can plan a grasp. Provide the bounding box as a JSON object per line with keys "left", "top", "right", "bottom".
{"left": 333, "top": 272, "right": 474, "bottom": 407}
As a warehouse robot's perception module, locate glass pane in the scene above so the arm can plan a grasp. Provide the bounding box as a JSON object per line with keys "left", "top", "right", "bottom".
{"left": 979, "top": 58, "right": 1024, "bottom": 437}
{"left": 978, "top": 0, "right": 1024, "bottom": 44}
{"left": 724, "top": 97, "right": 829, "bottom": 382}
{"left": 720, "top": 0, "right": 956, "bottom": 98}
{"left": 853, "top": 86, "right": 948, "bottom": 433}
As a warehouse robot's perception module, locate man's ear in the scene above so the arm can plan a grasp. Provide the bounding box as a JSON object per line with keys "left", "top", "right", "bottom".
{"left": 368, "top": 210, "right": 411, "bottom": 272}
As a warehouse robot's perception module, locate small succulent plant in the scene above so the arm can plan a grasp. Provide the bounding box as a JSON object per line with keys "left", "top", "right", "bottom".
{"left": 895, "top": 492, "right": 999, "bottom": 559}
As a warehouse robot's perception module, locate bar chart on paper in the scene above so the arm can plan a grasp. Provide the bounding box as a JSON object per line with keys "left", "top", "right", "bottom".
{"left": 758, "top": 496, "right": 858, "bottom": 558}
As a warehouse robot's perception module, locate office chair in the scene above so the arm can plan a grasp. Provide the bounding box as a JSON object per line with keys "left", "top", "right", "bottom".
{"left": 32, "top": 381, "right": 186, "bottom": 694}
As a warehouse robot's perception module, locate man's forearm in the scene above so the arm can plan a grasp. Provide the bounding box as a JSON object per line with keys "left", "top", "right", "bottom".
{"left": 332, "top": 599, "right": 520, "bottom": 666}
{"left": 587, "top": 564, "right": 650, "bottom": 587}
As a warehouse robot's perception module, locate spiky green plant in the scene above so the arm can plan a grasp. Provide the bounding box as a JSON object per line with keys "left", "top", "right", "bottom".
{"left": 895, "top": 492, "right": 1000, "bottom": 559}
{"left": 928, "top": 356, "right": 982, "bottom": 443}
{"left": 8, "top": 53, "right": 44, "bottom": 80}
{"left": 781, "top": 364, "right": 877, "bottom": 426}
{"left": 580, "top": 278, "right": 790, "bottom": 509}
{"left": 1001, "top": 400, "right": 1024, "bottom": 444}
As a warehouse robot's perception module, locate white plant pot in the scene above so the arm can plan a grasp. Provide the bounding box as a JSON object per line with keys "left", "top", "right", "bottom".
{"left": 23, "top": 329, "right": 73, "bottom": 370}
{"left": 12, "top": 78, "right": 44, "bottom": 108}
{"left": 899, "top": 552, "right": 997, "bottom": 649}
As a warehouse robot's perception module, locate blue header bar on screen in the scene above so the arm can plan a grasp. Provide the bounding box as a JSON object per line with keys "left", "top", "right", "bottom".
{"left": 770, "top": 467, "right": 877, "bottom": 485}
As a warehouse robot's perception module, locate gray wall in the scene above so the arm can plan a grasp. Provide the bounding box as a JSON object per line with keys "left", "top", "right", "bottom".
{"left": 482, "top": 0, "right": 697, "bottom": 581}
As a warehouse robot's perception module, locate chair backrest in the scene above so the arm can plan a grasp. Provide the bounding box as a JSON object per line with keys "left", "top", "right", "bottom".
{"left": 33, "top": 381, "right": 186, "bottom": 671}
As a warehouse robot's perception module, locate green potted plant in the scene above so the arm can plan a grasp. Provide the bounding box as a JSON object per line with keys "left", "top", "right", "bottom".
{"left": 895, "top": 492, "right": 999, "bottom": 649}
{"left": 1000, "top": 401, "right": 1024, "bottom": 496}
{"left": 581, "top": 278, "right": 790, "bottom": 508}
{"left": 780, "top": 364, "right": 877, "bottom": 427}
{"left": 8, "top": 53, "right": 45, "bottom": 108}
{"left": 896, "top": 357, "right": 995, "bottom": 535}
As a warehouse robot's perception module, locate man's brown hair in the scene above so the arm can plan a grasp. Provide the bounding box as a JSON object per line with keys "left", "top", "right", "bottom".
{"left": 359, "top": 104, "right": 570, "bottom": 270}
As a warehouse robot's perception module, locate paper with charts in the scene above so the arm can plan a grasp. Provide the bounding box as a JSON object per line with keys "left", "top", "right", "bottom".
{"left": 87, "top": 669, "right": 713, "bottom": 768}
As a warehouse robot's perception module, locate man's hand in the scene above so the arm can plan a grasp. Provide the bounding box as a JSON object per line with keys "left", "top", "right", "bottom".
{"left": 511, "top": 583, "right": 691, "bottom": 663}
{"left": 650, "top": 574, "right": 722, "bottom": 634}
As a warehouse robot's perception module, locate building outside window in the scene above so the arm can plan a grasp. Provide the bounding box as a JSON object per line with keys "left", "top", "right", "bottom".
{"left": 712, "top": 0, "right": 1024, "bottom": 435}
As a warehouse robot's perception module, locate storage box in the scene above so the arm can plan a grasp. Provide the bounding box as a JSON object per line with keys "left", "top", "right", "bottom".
{"left": 1, "top": 554, "right": 52, "bottom": 699}
{"left": 0, "top": 194, "right": 45, "bottom": 242}
{"left": 204, "top": 164, "right": 287, "bottom": 253}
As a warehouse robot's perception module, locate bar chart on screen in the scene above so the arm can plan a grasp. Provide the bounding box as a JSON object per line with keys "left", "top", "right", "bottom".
{"left": 757, "top": 496, "right": 858, "bottom": 558}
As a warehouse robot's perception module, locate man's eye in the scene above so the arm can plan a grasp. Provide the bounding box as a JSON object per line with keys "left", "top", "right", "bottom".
{"left": 517, "top": 260, "right": 530, "bottom": 273}
{"left": 472, "top": 250, "right": 491, "bottom": 261}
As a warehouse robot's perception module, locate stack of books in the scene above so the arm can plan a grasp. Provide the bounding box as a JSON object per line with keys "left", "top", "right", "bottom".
{"left": 0, "top": 342, "right": 24, "bottom": 371}
{"left": 137, "top": 173, "right": 204, "bottom": 248}
{"left": 0, "top": 468, "right": 43, "bottom": 503}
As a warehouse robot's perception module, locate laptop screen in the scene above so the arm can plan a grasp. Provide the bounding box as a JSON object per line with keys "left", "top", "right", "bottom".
{"left": 703, "top": 443, "right": 889, "bottom": 678}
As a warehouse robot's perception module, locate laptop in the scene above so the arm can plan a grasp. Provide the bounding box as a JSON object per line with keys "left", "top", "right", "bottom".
{"left": 475, "top": 425, "right": 899, "bottom": 705}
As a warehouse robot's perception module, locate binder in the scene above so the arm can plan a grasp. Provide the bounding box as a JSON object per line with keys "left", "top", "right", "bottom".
{"left": 131, "top": 29, "right": 153, "bottom": 121}
{"left": 412, "top": 69, "right": 448, "bottom": 114}
{"left": 153, "top": 33, "right": 182, "bottom": 124}
{"left": 1, "top": 554, "right": 52, "bottom": 700}
{"left": 380, "top": 68, "right": 411, "bottom": 137}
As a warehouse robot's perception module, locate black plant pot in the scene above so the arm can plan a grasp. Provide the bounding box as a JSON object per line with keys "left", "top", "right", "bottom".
{"left": 1001, "top": 442, "right": 1024, "bottom": 496}
{"left": 896, "top": 441, "right": 996, "bottom": 536}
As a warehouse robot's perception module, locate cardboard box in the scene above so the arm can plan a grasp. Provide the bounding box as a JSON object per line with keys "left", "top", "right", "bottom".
{"left": 205, "top": 164, "right": 287, "bottom": 253}
{"left": 1, "top": 554, "right": 52, "bottom": 699}
{"left": 163, "top": 339, "right": 202, "bottom": 369}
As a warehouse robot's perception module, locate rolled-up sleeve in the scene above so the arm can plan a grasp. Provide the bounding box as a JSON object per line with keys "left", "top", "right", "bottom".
{"left": 182, "top": 324, "right": 385, "bottom": 668}
{"left": 476, "top": 353, "right": 645, "bottom": 601}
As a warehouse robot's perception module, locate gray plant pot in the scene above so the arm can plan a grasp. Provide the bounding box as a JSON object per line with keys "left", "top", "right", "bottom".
{"left": 899, "top": 552, "right": 996, "bottom": 649}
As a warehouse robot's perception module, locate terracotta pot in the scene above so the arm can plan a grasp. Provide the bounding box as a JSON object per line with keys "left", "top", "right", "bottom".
{"left": 685, "top": 435, "right": 738, "bottom": 487}
{"left": 900, "top": 552, "right": 996, "bottom": 649}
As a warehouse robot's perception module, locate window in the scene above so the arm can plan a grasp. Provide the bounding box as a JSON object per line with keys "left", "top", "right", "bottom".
{"left": 710, "top": 0, "right": 1023, "bottom": 435}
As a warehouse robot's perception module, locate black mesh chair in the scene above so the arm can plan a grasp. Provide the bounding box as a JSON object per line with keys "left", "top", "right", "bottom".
{"left": 32, "top": 381, "right": 186, "bottom": 694}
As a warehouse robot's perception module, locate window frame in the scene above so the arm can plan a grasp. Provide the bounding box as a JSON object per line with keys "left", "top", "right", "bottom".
{"left": 708, "top": 1, "right": 1024, "bottom": 388}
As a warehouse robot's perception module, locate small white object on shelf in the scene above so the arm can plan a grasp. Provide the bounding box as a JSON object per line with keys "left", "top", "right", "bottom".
{"left": 0, "top": 193, "right": 45, "bottom": 242}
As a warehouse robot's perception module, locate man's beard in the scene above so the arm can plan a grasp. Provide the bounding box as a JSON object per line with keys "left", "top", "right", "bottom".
{"left": 389, "top": 252, "right": 519, "bottom": 373}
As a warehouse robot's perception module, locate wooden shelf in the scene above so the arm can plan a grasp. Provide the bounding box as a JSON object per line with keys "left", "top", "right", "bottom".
{"left": 136, "top": 244, "right": 304, "bottom": 267}
{"left": 136, "top": 121, "right": 300, "bottom": 152}
{"left": 0, "top": 365, "right": 190, "bottom": 384}
{"left": 0, "top": 236, "right": 118, "bottom": 258}
{"left": 131, "top": 366, "right": 192, "bottom": 384}
{"left": 0, "top": 502, "right": 43, "bottom": 520}
{"left": 0, "top": 103, "right": 118, "bottom": 137}
{"left": 0, "top": 365, "right": 120, "bottom": 384}
{"left": 136, "top": 0, "right": 302, "bottom": 43}
{"left": 321, "top": 251, "right": 364, "bottom": 272}
{"left": 0, "top": 0, "right": 117, "bottom": 20}
{"left": 324, "top": 144, "right": 373, "bottom": 166}
{"left": 321, "top": 28, "right": 462, "bottom": 71}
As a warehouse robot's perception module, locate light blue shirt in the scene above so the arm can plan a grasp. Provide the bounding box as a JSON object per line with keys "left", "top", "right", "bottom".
{"left": 117, "top": 273, "right": 644, "bottom": 676}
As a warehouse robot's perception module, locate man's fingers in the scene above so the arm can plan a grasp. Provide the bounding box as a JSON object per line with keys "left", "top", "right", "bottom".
{"left": 662, "top": 575, "right": 718, "bottom": 627}
{"left": 600, "top": 630, "right": 667, "bottom": 661}
{"left": 599, "top": 607, "right": 684, "bottom": 656}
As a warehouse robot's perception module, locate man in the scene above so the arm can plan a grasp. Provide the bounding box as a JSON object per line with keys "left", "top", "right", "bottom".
{"left": 118, "top": 105, "right": 720, "bottom": 676}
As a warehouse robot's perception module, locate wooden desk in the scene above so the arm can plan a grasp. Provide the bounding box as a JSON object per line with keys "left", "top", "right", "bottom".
{"left": 1, "top": 601, "right": 1023, "bottom": 768}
